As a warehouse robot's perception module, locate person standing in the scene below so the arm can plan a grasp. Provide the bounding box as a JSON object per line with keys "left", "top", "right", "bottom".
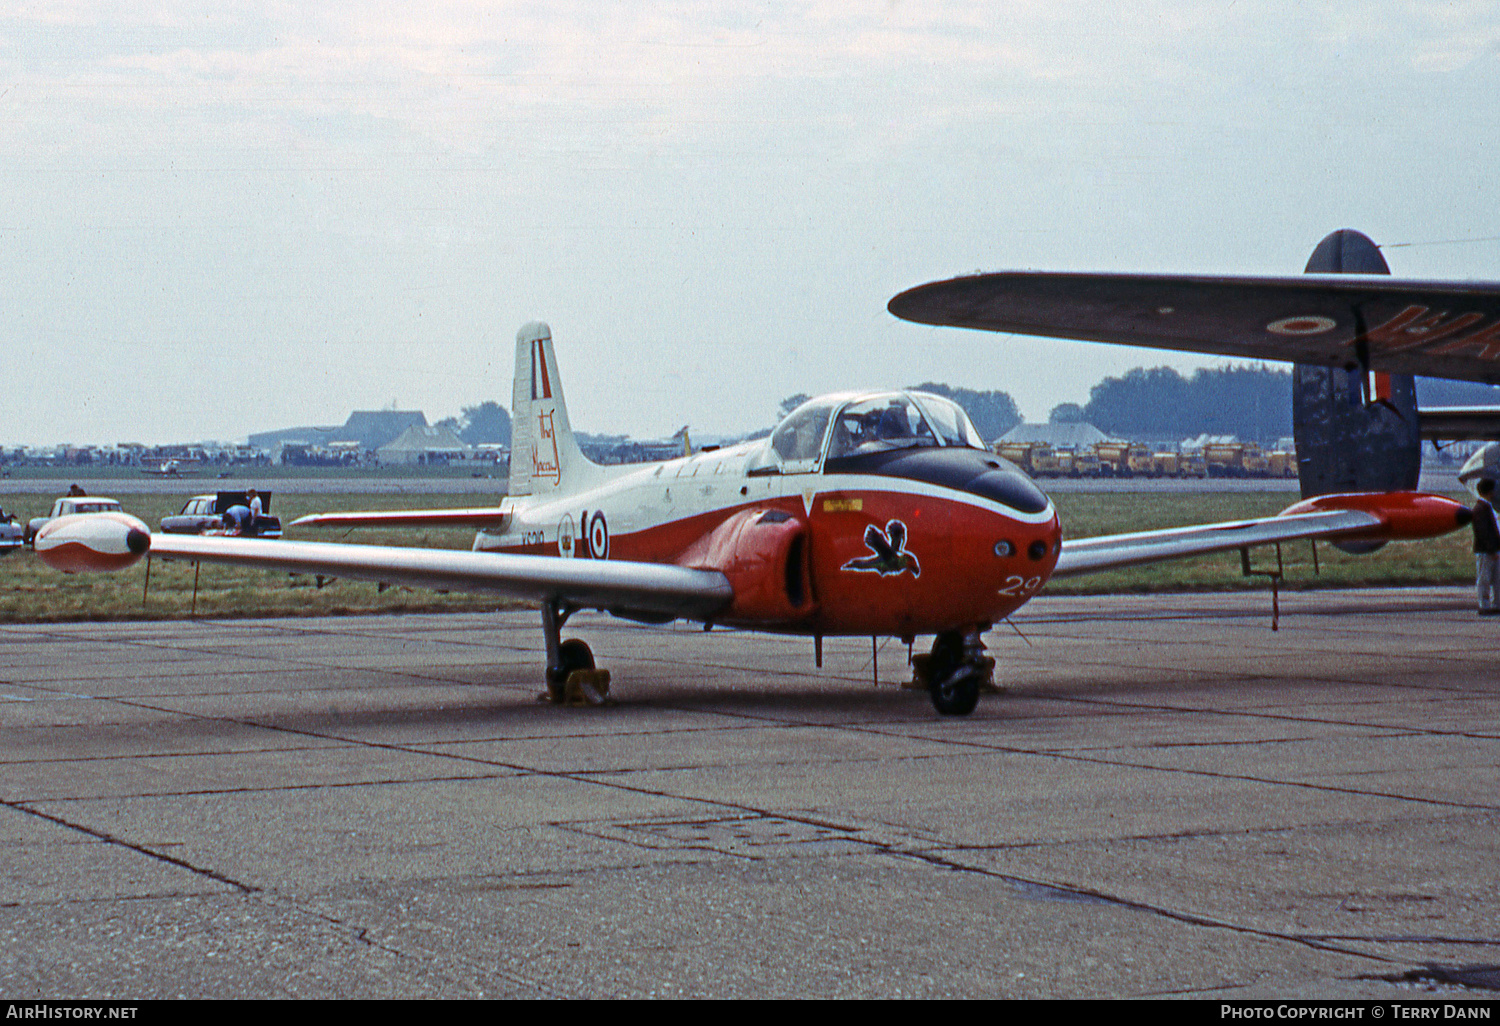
{"left": 245, "top": 489, "right": 262, "bottom": 537}
{"left": 1473, "top": 479, "right": 1500, "bottom": 615}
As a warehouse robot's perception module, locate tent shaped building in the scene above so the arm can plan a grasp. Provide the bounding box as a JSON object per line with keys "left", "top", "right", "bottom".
{"left": 376, "top": 425, "right": 473, "bottom": 466}
{"left": 996, "top": 422, "right": 1116, "bottom": 448}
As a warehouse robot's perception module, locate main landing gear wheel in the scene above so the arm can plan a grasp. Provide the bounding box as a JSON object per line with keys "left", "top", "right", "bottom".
{"left": 914, "top": 629, "right": 994, "bottom": 716}
{"left": 540, "top": 601, "right": 612, "bottom": 707}
{"left": 543, "top": 638, "right": 612, "bottom": 707}
{"left": 549, "top": 638, "right": 595, "bottom": 683}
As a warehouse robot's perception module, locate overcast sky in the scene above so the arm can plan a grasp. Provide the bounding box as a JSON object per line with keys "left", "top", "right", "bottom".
{"left": 6, "top": 2, "right": 1500, "bottom": 446}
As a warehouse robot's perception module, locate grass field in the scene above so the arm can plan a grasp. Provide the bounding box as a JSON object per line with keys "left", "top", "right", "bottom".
{"left": 0, "top": 490, "right": 1478, "bottom": 622}
{"left": 1, "top": 493, "right": 510, "bottom": 622}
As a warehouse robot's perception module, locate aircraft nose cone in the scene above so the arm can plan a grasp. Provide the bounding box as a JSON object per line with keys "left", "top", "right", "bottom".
{"left": 968, "top": 468, "right": 1049, "bottom": 514}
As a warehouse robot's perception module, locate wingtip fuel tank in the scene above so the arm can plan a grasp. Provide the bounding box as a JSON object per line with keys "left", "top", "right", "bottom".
{"left": 1278, "top": 491, "right": 1471, "bottom": 542}
{"left": 34, "top": 512, "right": 151, "bottom": 573}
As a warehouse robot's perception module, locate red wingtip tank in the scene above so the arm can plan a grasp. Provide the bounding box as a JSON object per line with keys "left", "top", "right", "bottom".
{"left": 34, "top": 513, "right": 152, "bottom": 573}
{"left": 1278, "top": 491, "right": 1472, "bottom": 543}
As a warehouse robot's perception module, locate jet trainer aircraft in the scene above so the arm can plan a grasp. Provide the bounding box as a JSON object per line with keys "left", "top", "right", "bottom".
{"left": 35, "top": 231, "right": 1485, "bottom": 715}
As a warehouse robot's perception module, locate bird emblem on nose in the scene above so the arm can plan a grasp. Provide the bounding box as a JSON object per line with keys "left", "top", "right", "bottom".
{"left": 841, "top": 519, "right": 921, "bottom": 578}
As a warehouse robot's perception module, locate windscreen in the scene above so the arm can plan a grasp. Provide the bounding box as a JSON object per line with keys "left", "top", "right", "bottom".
{"left": 909, "top": 393, "right": 987, "bottom": 450}
{"left": 826, "top": 395, "right": 940, "bottom": 459}
{"left": 770, "top": 399, "right": 837, "bottom": 464}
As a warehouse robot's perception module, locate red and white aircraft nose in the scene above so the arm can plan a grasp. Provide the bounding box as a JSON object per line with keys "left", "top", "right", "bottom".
{"left": 35, "top": 512, "right": 151, "bottom": 573}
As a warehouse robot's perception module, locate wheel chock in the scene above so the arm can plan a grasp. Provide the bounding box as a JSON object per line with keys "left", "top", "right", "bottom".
{"left": 974, "top": 656, "right": 1003, "bottom": 694}
{"left": 903, "top": 654, "right": 933, "bottom": 690}
{"left": 564, "top": 669, "right": 612, "bottom": 707}
{"left": 538, "top": 669, "right": 612, "bottom": 706}
{"left": 907, "top": 654, "right": 1003, "bottom": 694}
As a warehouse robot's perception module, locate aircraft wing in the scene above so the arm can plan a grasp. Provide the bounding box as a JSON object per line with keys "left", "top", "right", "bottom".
{"left": 290, "top": 507, "right": 511, "bottom": 530}
{"left": 888, "top": 272, "right": 1500, "bottom": 385}
{"left": 146, "top": 534, "right": 732, "bottom": 620}
{"left": 1053, "top": 509, "right": 1384, "bottom": 577}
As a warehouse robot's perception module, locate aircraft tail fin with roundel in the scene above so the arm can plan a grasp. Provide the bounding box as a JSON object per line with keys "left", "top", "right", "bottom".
{"left": 508, "top": 321, "right": 595, "bottom": 498}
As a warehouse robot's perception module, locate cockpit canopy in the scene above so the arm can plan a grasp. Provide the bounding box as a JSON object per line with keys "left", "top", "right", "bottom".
{"left": 751, "top": 389, "right": 1048, "bottom": 513}
{"left": 767, "top": 391, "right": 987, "bottom": 470}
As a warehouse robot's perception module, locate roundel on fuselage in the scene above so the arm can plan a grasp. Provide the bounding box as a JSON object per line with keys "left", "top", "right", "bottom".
{"left": 589, "top": 511, "right": 609, "bottom": 560}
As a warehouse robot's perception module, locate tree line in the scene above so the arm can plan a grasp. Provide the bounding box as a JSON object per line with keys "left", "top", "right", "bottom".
{"left": 1067, "top": 365, "right": 1292, "bottom": 441}
{"left": 1062, "top": 367, "right": 1500, "bottom": 442}
{"left": 434, "top": 401, "right": 512, "bottom": 445}
{"left": 458, "top": 369, "right": 1500, "bottom": 452}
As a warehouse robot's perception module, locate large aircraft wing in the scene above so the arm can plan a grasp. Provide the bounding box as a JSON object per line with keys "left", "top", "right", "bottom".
{"left": 888, "top": 272, "right": 1500, "bottom": 385}
{"left": 145, "top": 534, "right": 731, "bottom": 620}
{"left": 289, "top": 507, "right": 511, "bottom": 530}
{"left": 1053, "top": 509, "right": 1380, "bottom": 577}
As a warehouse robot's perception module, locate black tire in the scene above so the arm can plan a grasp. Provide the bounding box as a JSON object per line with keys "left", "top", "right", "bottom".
{"left": 925, "top": 631, "right": 980, "bottom": 716}
{"left": 549, "top": 638, "right": 595, "bottom": 684}
{"left": 931, "top": 672, "right": 980, "bottom": 716}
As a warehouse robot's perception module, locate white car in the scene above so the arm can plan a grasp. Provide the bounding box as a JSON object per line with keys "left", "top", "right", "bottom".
{"left": 0, "top": 506, "right": 20, "bottom": 556}
{"left": 25, "top": 496, "right": 125, "bottom": 545}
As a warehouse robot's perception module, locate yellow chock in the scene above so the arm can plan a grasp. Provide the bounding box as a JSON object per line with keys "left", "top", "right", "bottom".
{"left": 903, "top": 654, "right": 932, "bottom": 691}
{"left": 564, "top": 669, "right": 612, "bottom": 707}
{"left": 976, "top": 656, "right": 1002, "bottom": 694}
{"left": 904, "top": 654, "right": 1002, "bottom": 693}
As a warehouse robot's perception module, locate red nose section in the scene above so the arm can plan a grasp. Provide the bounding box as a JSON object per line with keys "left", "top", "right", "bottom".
{"left": 35, "top": 512, "right": 151, "bottom": 573}
{"left": 1279, "top": 491, "right": 1470, "bottom": 542}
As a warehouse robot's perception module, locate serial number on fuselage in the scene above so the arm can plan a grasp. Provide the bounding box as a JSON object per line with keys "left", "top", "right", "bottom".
{"left": 998, "top": 575, "right": 1043, "bottom": 597}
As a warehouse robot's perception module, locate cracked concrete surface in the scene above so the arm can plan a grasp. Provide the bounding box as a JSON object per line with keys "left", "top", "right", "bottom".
{"left": 0, "top": 589, "right": 1496, "bottom": 998}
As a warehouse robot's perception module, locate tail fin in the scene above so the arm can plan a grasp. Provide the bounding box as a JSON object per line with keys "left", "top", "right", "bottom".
{"left": 1292, "top": 230, "right": 1421, "bottom": 499}
{"left": 508, "top": 321, "right": 592, "bottom": 497}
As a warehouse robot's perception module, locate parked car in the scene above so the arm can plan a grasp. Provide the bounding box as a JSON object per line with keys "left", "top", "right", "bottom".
{"left": 0, "top": 505, "right": 21, "bottom": 555}
{"left": 25, "top": 496, "right": 126, "bottom": 545}
{"left": 159, "top": 492, "right": 282, "bottom": 538}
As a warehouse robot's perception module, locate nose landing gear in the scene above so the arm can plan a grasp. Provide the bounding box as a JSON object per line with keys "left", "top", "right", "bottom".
{"left": 911, "top": 628, "right": 994, "bottom": 716}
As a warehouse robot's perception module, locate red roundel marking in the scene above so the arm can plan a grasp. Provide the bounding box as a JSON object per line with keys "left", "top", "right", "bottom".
{"left": 589, "top": 511, "right": 609, "bottom": 560}
{"left": 1267, "top": 316, "right": 1336, "bottom": 336}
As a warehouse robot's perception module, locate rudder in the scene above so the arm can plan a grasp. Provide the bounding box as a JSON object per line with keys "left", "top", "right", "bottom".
{"left": 509, "top": 321, "right": 590, "bottom": 497}
{"left": 1292, "top": 230, "right": 1421, "bottom": 499}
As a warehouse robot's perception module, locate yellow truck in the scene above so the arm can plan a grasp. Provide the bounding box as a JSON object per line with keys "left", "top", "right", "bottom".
{"left": 994, "top": 442, "right": 1038, "bottom": 474}
{"left": 1267, "top": 450, "right": 1298, "bottom": 478}
{"left": 1029, "top": 445, "right": 1075, "bottom": 477}
{"left": 1177, "top": 451, "right": 1208, "bottom": 478}
{"left": 1125, "top": 446, "right": 1159, "bottom": 477}
{"left": 1071, "top": 449, "right": 1102, "bottom": 477}
{"left": 1203, "top": 442, "right": 1250, "bottom": 477}
{"left": 1093, "top": 441, "right": 1133, "bottom": 477}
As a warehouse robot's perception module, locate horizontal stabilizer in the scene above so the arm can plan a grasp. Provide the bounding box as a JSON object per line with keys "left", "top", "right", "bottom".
{"left": 1418, "top": 406, "right": 1500, "bottom": 441}
{"left": 290, "top": 508, "right": 511, "bottom": 530}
